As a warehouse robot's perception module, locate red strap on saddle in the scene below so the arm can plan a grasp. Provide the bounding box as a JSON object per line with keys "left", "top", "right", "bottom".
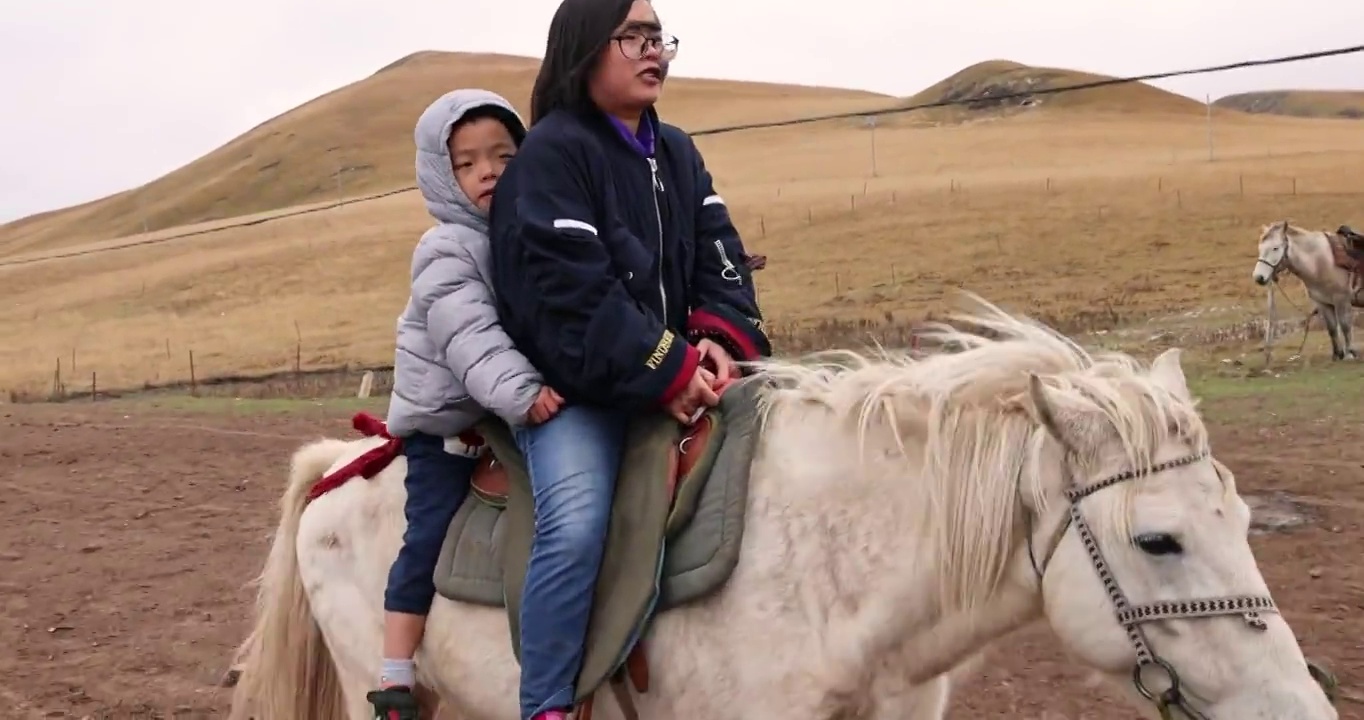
{"left": 304, "top": 414, "right": 489, "bottom": 503}
{"left": 305, "top": 412, "right": 404, "bottom": 502}
{"left": 351, "top": 411, "right": 391, "bottom": 438}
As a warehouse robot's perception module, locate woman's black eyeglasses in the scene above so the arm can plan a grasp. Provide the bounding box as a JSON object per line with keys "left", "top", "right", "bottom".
{"left": 611, "top": 32, "right": 679, "bottom": 61}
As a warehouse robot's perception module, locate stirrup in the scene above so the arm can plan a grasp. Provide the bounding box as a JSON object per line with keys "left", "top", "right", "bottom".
{"left": 366, "top": 686, "right": 421, "bottom": 720}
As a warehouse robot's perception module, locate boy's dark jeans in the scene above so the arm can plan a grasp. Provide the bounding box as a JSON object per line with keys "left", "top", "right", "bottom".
{"left": 383, "top": 431, "right": 476, "bottom": 615}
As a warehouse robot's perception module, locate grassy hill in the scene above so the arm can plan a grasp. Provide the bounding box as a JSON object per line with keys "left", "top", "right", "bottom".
{"left": 0, "top": 56, "right": 1226, "bottom": 256}
{"left": 891, "top": 60, "right": 1206, "bottom": 125}
{"left": 1213, "top": 90, "right": 1364, "bottom": 120}
{"left": 6, "top": 74, "right": 1364, "bottom": 398}
{"left": 0, "top": 51, "right": 889, "bottom": 255}
{"left": 9, "top": 53, "right": 1364, "bottom": 399}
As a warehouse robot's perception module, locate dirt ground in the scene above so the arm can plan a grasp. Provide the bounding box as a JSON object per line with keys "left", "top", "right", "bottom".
{"left": 2, "top": 398, "right": 1362, "bottom": 720}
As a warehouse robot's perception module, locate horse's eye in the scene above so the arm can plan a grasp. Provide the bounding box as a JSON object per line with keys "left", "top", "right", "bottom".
{"left": 1134, "top": 532, "right": 1183, "bottom": 556}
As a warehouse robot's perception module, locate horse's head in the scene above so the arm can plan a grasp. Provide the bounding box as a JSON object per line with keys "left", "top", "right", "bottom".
{"left": 1253, "top": 220, "right": 1291, "bottom": 286}
{"left": 1019, "top": 347, "right": 1335, "bottom": 718}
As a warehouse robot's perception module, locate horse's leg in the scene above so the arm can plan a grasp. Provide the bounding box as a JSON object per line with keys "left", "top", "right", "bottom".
{"left": 1339, "top": 303, "right": 1359, "bottom": 359}
{"left": 1318, "top": 302, "right": 1344, "bottom": 360}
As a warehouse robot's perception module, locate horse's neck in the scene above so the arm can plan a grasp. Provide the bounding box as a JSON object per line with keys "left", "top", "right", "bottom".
{"left": 832, "top": 484, "right": 1044, "bottom": 687}
{"left": 1286, "top": 231, "right": 1342, "bottom": 291}
{"left": 887, "top": 566, "right": 1042, "bottom": 682}
{"left": 754, "top": 404, "right": 1045, "bottom": 685}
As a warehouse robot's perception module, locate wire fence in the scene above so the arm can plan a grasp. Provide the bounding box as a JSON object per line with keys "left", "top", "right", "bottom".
{"left": 6, "top": 41, "right": 1364, "bottom": 400}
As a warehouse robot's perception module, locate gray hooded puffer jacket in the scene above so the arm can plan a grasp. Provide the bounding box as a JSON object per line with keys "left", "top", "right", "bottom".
{"left": 385, "top": 88, "right": 541, "bottom": 439}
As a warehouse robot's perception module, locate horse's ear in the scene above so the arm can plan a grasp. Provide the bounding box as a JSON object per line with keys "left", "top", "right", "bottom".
{"left": 1024, "top": 373, "right": 1082, "bottom": 454}
{"left": 1149, "top": 348, "right": 1191, "bottom": 401}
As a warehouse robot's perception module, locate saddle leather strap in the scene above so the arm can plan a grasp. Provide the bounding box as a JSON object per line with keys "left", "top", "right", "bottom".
{"left": 575, "top": 643, "right": 649, "bottom": 720}
{"left": 609, "top": 675, "right": 640, "bottom": 720}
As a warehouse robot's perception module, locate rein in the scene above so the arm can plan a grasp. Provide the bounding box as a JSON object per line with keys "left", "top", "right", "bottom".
{"left": 1021, "top": 448, "right": 1338, "bottom": 718}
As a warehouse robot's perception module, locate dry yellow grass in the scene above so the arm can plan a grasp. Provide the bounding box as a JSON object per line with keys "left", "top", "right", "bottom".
{"left": 1215, "top": 90, "right": 1364, "bottom": 120}
{"left": 3, "top": 54, "right": 1364, "bottom": 399}
{"left": 0, "top": 51, "right": 887, "bottom": 256}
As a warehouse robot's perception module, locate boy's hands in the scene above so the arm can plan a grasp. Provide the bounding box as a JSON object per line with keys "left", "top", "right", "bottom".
{"left": 526, "top": 386, "right": 565, "bottom": 425}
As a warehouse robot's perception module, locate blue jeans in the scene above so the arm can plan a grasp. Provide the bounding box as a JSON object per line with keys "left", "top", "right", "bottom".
{"left": 383, "top": 431, "right": 476, "bottom": 615}
{"left": 514, "top": 405, "right": 627, "bottom": 719}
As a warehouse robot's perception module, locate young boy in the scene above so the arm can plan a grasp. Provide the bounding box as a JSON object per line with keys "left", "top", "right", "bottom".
{"left": 370, "top": 88, "right": 564, "bottom": 720}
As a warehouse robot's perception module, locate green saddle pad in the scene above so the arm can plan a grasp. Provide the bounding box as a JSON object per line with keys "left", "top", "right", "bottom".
{"left": 432, "top": 377, "right": 764, "bottom": 704}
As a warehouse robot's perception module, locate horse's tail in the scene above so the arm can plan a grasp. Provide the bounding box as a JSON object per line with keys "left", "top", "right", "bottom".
{"left": 228, "top": 437, "right": 354, "bottom": 720}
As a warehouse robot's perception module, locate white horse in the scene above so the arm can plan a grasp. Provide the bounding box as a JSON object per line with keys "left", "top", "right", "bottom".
{"left": 228, "top": 294, "right": 1338, "bottom": 720}
{"left": 1252, "top": 220, "right": 1364, "bottom": 360}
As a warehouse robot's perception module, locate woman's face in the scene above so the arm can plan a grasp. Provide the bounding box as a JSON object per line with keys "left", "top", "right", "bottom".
{"left": 589, "top": 0, "right": 676, "bottom": 116}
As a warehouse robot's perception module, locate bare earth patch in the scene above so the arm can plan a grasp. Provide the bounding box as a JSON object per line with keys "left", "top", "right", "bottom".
{"left": 2, "top": 392, "right": 1362, "bottom": 719}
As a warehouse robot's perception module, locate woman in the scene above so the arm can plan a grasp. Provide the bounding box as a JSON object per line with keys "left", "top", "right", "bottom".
{"left": 488, "top": 0, "right": 771, "bottom": 717}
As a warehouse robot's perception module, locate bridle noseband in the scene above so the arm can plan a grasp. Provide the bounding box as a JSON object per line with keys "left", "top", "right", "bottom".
{"left": 1256, "top": 234, "right": 1290, "bottom": 282}
{"left": 1023, "top": 448, "right": 1338, "bottom": 719}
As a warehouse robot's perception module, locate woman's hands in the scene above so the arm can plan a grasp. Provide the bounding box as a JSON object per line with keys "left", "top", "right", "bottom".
{"left": 665, "top": 366, "right": 719, "bottom": 424}
{"left": 695, "top": 338, "right": 738, "bottom": 384}
{"left": 665, "top": 339, "right": 739, "bottom": 424}
{"left": 529, "top": 337, "right": 741, "bottom": 427}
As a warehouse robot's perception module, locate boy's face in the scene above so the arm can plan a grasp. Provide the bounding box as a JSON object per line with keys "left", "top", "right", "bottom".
{"left": 448, "top": 116, "right": 517, "bottom": 213}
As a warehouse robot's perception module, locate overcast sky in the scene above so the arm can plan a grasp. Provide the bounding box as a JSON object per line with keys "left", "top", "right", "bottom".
{"left": 1, "top": 0, "right": 1361, "bottom": 224}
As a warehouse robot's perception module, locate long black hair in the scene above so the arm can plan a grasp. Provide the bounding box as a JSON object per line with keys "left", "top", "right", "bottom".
{"left": 529, "top": 0, "right": 637, "bottom": 125}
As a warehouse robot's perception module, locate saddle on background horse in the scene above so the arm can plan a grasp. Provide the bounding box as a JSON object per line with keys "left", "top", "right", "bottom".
{"left": 1339, "top": 225, "right": 1364, "bottom": 252}
{"left": 1328, "top": 224, "right": 1364, "bottom": 271}
{"left": 432, "top": 377, "right": 765, "bottom": 718}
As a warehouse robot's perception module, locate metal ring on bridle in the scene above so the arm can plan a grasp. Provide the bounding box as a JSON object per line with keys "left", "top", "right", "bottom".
{"left": 1133, "top": 657, "right": 1181, "bottom": 703}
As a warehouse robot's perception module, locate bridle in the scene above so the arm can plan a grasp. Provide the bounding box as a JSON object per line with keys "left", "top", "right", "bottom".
{"left": 1255, "top": 232, "right": 1291, "bottom": 282}
{"left": 1022, "top": 448, "right": 1339, "bottom": 719}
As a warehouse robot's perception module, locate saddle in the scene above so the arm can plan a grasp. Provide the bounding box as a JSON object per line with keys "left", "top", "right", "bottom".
{"left": 432, "top": 378, "right": 765, "bottom": 719}
{"left": 1339, "top": 225, "right": 1364, "bottom": 254}
{"left": 1329, "top": 225, "right": 1364, "bottom": 272}
{"left": 468, "top": 416, "right": 716, "bottom": 531}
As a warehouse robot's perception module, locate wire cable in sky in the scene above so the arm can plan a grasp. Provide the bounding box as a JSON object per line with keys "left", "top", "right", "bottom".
{"left": 690, "top": 43, "right": 1364, "bottom": 136}
{"left": 6, "top": 41, "right": 1362, "bottom": 266}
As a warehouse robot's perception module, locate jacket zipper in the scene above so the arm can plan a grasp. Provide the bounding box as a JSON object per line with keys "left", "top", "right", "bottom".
{"left": 714, "top": 238, "right": 741, "bottom": 284}
{"left": 647, "top": 156, "right": 667, "bottom": 318}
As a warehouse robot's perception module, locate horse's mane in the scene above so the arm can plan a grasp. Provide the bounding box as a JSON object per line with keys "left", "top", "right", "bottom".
{"left": 1267, "top": 219, "right": 1322, "bottom": 242}
{"left": 749, "top": 294, "right": 1209, "bottom": 612}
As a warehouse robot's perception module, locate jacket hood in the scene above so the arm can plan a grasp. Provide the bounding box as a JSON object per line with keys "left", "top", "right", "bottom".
{"left": 413, "top": 88, "right": 526, "bottom": 228}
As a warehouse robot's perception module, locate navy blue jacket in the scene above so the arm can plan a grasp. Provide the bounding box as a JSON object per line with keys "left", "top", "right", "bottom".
{"left": 489, "top": 106, "right": 771, "bottom": 410}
